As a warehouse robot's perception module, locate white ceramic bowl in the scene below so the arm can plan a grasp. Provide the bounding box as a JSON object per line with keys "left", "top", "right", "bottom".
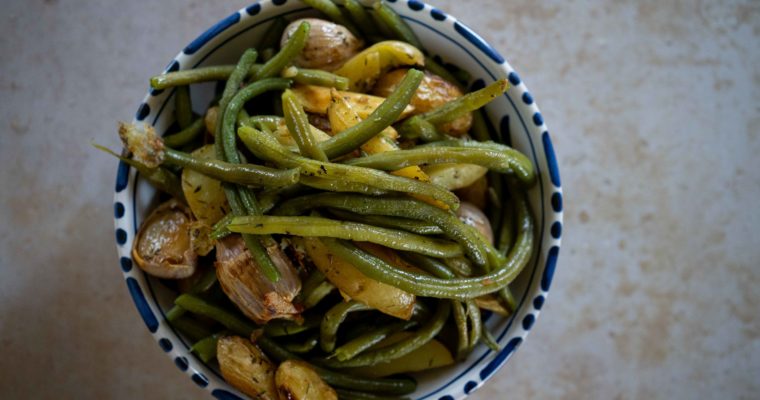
{"left": 113, "top": 1, "right": 563, "bottom": 398}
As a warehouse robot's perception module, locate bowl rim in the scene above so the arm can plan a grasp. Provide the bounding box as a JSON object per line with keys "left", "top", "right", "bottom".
{"left": 113, "top": 1, "right": 563, "bottom": 399}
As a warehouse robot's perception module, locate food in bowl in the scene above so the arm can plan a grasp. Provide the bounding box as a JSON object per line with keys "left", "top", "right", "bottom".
{"left": 106, "top": 1, "right": 552, "bottom": 399}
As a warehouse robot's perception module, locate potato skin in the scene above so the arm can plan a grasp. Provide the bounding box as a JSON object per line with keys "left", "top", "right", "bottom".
{"left": 216, "top": 336, "right": 279, "bottom": 400}
{"left": 275, "top": 360, "right": 337, "bottom": 400}
{"left": 282, "top": 18, "right": 363, "bottom": 71}
{"left": 373, "top": 68, "right": 473, "bottom": 136}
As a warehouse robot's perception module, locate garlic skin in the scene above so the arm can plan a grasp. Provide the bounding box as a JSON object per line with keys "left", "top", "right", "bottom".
{"left": 281, "top": 18, "right": 363, "bottom": 71}
{"left": 132, "top": 199, "right": 198, "bottom": 279}
{"left": 215, "top": 235, "right": 302, "bottom": 324}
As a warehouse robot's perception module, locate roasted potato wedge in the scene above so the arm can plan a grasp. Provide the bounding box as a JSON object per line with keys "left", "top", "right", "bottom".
{"left": 334, "top": 41, "right": 425, "bottom": 92}
{"left": 290, "top": 85, "right": 414, "bottom": 120}
{"left": 455, "top": 175, "right": 488, "bottom": 209}
{"left": 422, "top": 163, "right": 488, "bottom": 190}
{"left": 217, "top": 336, "right": 279, "bottom": 400}
{"left": 281, "top": 18, "right": 363, "bottom": 71}
{"left": 302, "top": 237, "right": 415, "bottom": 320}
{"left": 275, "top": 360, "right": 337, "bottom": 400}
{"left": 181, "top": 144, "right": 230, "bottom": 226}
{"left": 373, "top": 69, "right": 473, "bottom": 136}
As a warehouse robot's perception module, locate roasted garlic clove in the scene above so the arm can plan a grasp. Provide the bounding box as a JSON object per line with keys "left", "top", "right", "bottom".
{"left": 281, "top": 18, "right": 363, "bottom": 71}
{"left": 217, "top": 336, "right": 279, "bottom": 400}
{"left": 215, "top": 235, "right": 301, "bottom": 324}
{"left": 131, "top": 199, "right": 197, "bottom": 279}
{"left": 456, "top": 201, "right": 494, "bottom": 245}
{"left": 373, "top": 68, "right": 473, "bottom": 136}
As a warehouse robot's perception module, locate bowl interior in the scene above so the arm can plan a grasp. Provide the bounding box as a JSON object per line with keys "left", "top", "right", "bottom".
{"left": 114, "top": 1, "right": 562, "bottom": 399}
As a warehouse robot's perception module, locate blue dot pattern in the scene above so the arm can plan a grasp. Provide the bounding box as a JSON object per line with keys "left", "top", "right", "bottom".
{"left": 159, "top": 338, "right": 173, "bottom": 352}
{"left": 453, "top": 22, "right": 505, "bottom": 64}
{"left": 272, "top": 0, "right": 287, "bottom": 5}
{"left": 522, "top": 91, "right": 533, "bottom": 104}
{"left": 136, "top": 103, "right": 150, "bottom": 121}
{"left": 481, "top": 310, "right": 493, "bottom": 323}
{"left": 430, "top": 8, "right": 446, "bottom": 20}
{"left": 115, "top": 161, "right": 129, "bottom": 192}
{"left": 120, "top": 257, "right": 132, "bottom": 272}
{"left": 192, "top": 373, "right": 209, "bottom": 387}
{"left": 184, "top": 12, "right": 241, "bottom": 55}
{"left": 464, "top": 380, "right": 478, "bottom": 394}
{"left": 114, "top": 202, "right": 125, "bottom": 218}
{"left": 438, "top": 396, "right": 454, "bottom": 400}
{"left": 408, "top": 0, "right": 424, "bottom": 11}
{"left": 532, "top": 112, "right": 543, "bottom": 126}
{"left": 212, "top": 389, "right": 247, "bottom": 400}
{"left": 541, "top": 246, "right": 560, "bottom": 291}
{"left": 522, "top": 314, "right": 535, "bottom": 330}
{"left": 542, "top": 131, "right": 561, "bottom": 187}
{"left": 246, "top": 3, "right": 261, "bottom": 15}
{"left": 116, "top": 229, "right": 127, "bottom": 245}
{"left": 551, "top": 221, "right": 562, "bottom": 239}
{"left": 175, "top": 356, "right": 188, "bottom": 371}
{"left": 126, "top": 277, "right": 158, "bottom": 333}
{"left": 533, "top": 295, "right": 545, "bottom": 310}
{"left": 551, "top": 192, "right": 563, "bottom": 212}
{"left": 508, "top": 71, "right": 521, "bottom": 85}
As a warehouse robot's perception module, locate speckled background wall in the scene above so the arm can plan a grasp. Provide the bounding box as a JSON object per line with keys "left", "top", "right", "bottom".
{"left": 1, "top": 0, "right": 758, "bottom": 398}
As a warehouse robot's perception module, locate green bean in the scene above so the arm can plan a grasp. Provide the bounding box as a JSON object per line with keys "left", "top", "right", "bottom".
{"left": 191, "top": 332, "right": 224, "bottom": 363}
{"left": 340, "top": 0, "right": 380, "bottom": 38}
{"left": 174, "top": 85, "right": 193, "bottom": 129}
{"left": 282, "top": 332, "right": 320, "bottom": 354}
{"left": 228, "top": 215, "right": 463, "bottom": 258}
{"left": 320, "top": 301, "right": 451, "bottom": 368}
{"left": 256, "top": 336, "right": 417, "bottom": 395}
{"left": 163, "top": 117, "right": 204, "bottom": 148}
{"left": 321, "top": 216, "right": 532, "bottom": 299}
{"left": 481, "top": 323, "right": 501, "bottom": 352}
{"left": 210, "top": 212, "right": 235, "bottom": 240}
{"left": 422, "top": 140, "right": 536, "bottom": 186}
{"left": 321, "top": 301, "right": 372, "bottom": 352}
{"left": 303, "top": 280, "right": 335, "bottom": 309}
{"left": 397, "top": 114, "right": 443, "bottom": 141}
{"left": 333, "top": 320, "right": 417, "bottom": 362}
{"left": 466, "top": 299, "right": 482, "bottom": 352}
{"left": 151, "top": 66, "right": 236, "bottom": 89}
{"left": 300, "top": 175, "right": 389, "bottom": 196}
{"left": 451, "top": 300, "right": 469, "bottom": 360}
{"left": 328, "top": 209, "right": 444, "bottom": 235}
{"left": 254, "top": 21, "right": 310, "bottom": 81}
{"left": 470, "top": 109, "right": 492, "bottom": 142}
{"left": 301, "top": 0, "right": 361, "bottom": 38}
{"left": 335, "top": 388, "right": 410, "bottom": 400}
{"left": 300, "top": 269, "right": 326, "bottom": 300}
{"left": 273, "top": 194, "right": 486, "bottom": 267}
{"left": 174, "top": 294, "right": 256, "bottom": 337}
{"left": 93, "top": 144, "right": 187, "bottom": 204}
{"left": 282, "top": 66, "right": 350, "bottom": 90}
{"left": 487, "top": 171, "right": 503, "bottom": 229}
{"left": 372, "top": 1, "right": 424, "bottom": 50}
{"left": 283, "top": 89, "right": 329, "bottom": 161}
{"left": 499, "top": 286, "right": 517, "bottom": 313}
{"left": 170, "top": 315, "right": 215, "bottom": 343}
{"left": 238, "top": 127, "right": 460, "bottom": 210}
{"left": 166, "top": 267, "right": 220, "bottom": 322}
{"left": 163, "top": 148, "right": 300, "bottom": 187}
{"left": 421, "top": 79, "right": 508, "bottom": 126}
{"left": 319, "top": 69, "right": 424, "bottom": 159}
{"left": 346, "top": 145, "right": 535, "bottom": 184}
{"left": 240, "top": 115, "right": 282, "bottom": 132}
{"left": 265, "top": 314, "right": 321, "bottom": 337}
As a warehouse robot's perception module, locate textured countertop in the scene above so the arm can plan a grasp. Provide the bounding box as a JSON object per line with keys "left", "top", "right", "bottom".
{"left": 1, "top": 0, "right": 758, "bottom": 398}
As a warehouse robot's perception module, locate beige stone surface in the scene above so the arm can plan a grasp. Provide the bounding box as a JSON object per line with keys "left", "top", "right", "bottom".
{"left": 1, "top": 0, "right": 758, "bottom": 398}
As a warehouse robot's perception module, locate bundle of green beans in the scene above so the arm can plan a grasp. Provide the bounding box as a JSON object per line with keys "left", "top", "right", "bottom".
{"left": 111, "top": 1, "right": 537, "bottom": 398}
